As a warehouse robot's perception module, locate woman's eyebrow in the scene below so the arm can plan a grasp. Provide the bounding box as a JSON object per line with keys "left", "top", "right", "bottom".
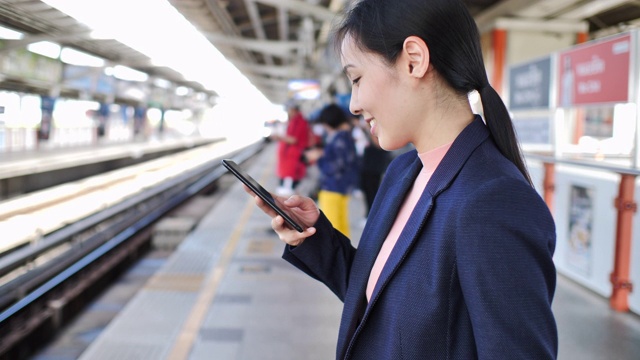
{"left": 342, "top": 64, "right": 354, "bottom": 76}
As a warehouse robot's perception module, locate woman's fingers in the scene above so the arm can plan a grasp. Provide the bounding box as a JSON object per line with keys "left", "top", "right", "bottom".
{"left": 242, "top": 184, "right": 278, "bottom": 217}
{"left": 254, "top": 195, "right": 277, "bottom": 218}
{"left": 283, "top": 195, "right": 315, "bottom": 211}
{"left": 242, "top": 185, "right": 317, "bottom": 246}
{"left": 271, "top": 215, "right": 316, "bottom": 246}
{"left": 242, "top": 184, "right": 254, "bottom": 196}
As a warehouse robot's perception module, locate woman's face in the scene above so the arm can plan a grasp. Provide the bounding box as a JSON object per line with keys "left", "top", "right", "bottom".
{"left": 340, "top": 34, "right": 418, "bottom": 151}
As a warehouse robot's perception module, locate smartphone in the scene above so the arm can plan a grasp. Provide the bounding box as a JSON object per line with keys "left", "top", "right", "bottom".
{"left": 221, "top": 159, "right": 304, "bottom": 232}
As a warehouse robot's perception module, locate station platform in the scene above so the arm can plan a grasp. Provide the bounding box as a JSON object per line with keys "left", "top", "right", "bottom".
{"left": 0, "top": 136, "right": 217, "bottom": 177}
{"left": 35, "top": 143, "right": 640, "bottom": 360}
{"left": 0, "top": 135, "right": 225, "bottom": 199}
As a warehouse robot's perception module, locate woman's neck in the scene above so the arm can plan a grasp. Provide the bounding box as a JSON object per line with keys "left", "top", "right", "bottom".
{"left": 414, "top": 94, "right": 474, "bottom": 153}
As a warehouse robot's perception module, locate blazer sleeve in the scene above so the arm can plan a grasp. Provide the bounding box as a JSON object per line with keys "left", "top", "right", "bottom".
{"left": 282, "top": 211, "right": 357, "bottom": 302}
{"left": 456, "top": 176, "right": 558, "bottom": 359}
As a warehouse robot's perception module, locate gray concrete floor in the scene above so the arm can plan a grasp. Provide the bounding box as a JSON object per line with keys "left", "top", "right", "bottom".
{"left": 554, "top": 275, "right": 640, "bottom": 360}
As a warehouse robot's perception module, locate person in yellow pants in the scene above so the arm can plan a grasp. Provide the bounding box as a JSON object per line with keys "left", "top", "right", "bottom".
{"left": 304, "top": 104, "right": 358, "bottom": 237}
{"left": 318, "top": 190, "right": 351, "bottom": 236}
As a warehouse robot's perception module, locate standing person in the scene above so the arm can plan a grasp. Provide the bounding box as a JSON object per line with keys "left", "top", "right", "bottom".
{"left": 359, "top": 131, "right": 391, "bottom": 222}
{"left": 245, "top": 0, "right": 557, "bottom": 359}
{"left": 305, "top": 104, "right": 358, "bottom": 237}
{"left": 349, "top": 114, "right": 368, "bottom": 199}
{"left": 272, "top": 102, "right": 310, "bottom": 196}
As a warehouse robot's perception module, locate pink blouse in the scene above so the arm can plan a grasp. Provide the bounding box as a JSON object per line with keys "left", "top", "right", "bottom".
{"left": 366, "top": 142, "right": 453, "bottom": 301}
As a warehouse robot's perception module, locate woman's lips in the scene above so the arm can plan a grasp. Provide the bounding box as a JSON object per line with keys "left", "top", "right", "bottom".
{"left": 367, "top": 119, "right": 376, "bottom": 135}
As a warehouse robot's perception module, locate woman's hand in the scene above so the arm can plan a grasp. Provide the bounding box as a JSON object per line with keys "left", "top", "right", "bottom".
{"left": 243, "top": 185, "right": 319, "bottom": 246}
{"left": 304, "top": 148, "right": 323, "bottom": 163}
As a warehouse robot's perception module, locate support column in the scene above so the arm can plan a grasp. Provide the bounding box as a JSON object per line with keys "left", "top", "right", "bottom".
{"left": 38, "top": 95, "right": 56, "bottom": 148}
{"left": 576, "top": 32, "right": 588, "bottom": 44}
{"left": 543, "top": 162, "right": 555, "bottom": 212}
{"left": 610, "top": 174, "right": 636, "bottom": 312}
{"left": 492, "top": 28, "right": 507, "bottom": 95}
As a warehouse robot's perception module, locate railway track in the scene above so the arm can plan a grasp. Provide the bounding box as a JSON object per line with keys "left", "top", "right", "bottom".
{"left": 0, "top": 140, "right": 265, "bottom": 359}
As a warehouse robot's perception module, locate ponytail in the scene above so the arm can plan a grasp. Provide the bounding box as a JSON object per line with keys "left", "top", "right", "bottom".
{"left": 479, "top": 85, "right": 532, "bottom": 186}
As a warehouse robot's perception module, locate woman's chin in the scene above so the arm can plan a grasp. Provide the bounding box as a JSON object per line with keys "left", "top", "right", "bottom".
{"left": 378, "top": 138, "right": 409, "bottom": 152}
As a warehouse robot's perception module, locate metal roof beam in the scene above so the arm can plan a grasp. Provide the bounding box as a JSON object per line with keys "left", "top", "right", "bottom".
{"left": 278, "top": 6, "right": 289, "bottom": 40}
{"left": 201, "top": 0, "right": 256, "bottom": 64}
{"left": 204, "top": 32, "right": 303, "bottom": 56}
{"left": 558, "top": 0, "right": 630, "bottom": 20}
{"left": 238, "top": 62, "right": 304, "bottom": 78}
{"left": 250, "top": 76, "right": 290, "bottom": 89}
{"left": 255, "top": 0, "right": 335, "bottom": 22}
{"left": 475, "top": 0, "right": 541, "bottom": 33}
{"left": 244, "top": 0, "right": 274, "bottom": 65}
{"left": 0, "top": 31, "right": 91, "bottom": 54}
{"left": 516, "top": 0, "right": 583, "bottom": 18}
{"left": 494, "top": 17, "right": 589, "bottom": 33}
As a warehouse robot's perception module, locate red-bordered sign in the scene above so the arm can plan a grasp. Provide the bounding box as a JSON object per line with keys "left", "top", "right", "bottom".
{"left": 558, "top": 33, "right": 632, "bottom": 107}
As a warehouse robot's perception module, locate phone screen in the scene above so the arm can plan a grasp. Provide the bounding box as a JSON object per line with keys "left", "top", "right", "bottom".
{"left": 222, "top": 159, "right": 304, "bottom": 232}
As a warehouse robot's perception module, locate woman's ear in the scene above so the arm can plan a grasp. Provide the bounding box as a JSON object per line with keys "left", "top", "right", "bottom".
{"left": 402, "top": 36, "right": 430, "bottom": 78}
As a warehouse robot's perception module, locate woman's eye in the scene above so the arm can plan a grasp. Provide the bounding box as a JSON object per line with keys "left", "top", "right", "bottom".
{"left": 352, "top": 77, "right": 361, "bottom": 85}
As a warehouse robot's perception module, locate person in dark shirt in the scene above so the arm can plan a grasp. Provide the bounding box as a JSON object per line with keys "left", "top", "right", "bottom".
{"left": 359, "top": 131, "right": 391, "bottom": 220}
{"left": 304, "top": 104, "right": 358, "bottom": 237}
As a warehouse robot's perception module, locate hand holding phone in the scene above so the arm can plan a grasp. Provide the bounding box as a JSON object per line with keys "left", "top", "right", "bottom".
{"left": 222, "top": 159, "right": 304, "bottom": 232}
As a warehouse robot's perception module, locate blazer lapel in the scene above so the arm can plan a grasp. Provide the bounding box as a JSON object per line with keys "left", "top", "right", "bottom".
{"left": 357, "top": 157, "right": 422, "bottom": 274}
{"left": 336, "top": 155, "right": 422, "bottom": 358}
{"left": 367, "top": 191, "right": 434, "bottom": 305}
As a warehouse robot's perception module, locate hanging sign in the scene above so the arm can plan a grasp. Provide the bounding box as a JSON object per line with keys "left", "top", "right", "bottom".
{"left": 558, "top": 33, "right": 631, "bottom": 107}
{"left": 508, "top": 56, "right": 552, "bottom": 110}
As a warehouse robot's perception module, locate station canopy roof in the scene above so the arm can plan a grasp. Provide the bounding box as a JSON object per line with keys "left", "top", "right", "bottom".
{"left": 1, "top": 0, "right": 640, "bottom": 105}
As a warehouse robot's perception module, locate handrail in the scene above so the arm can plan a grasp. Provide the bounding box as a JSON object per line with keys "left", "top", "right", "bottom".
{"left": 525, "top": 152, "right": 640, "bottom": 177}
{"left": 525, "top": 151, "right": 637, "bottom": 312}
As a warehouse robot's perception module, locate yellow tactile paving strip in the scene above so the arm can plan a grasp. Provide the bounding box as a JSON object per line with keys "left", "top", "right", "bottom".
{"left": 166, "top": 157, "right": 274, "bottom": 360}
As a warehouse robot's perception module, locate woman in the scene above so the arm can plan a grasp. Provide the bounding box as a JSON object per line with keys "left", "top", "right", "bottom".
{"left": 305, "top": 103, "right": 359, "bottom": 237}
{"left": 272, "top": 102, "right": 310, "bottom": 196}
{"left": 246, "top": 0, "right": 557, "bottom": 358}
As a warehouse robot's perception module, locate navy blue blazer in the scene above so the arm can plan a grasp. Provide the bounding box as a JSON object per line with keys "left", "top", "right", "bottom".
{"left": 283, "top": 116, "right": 557, "bottom": 359}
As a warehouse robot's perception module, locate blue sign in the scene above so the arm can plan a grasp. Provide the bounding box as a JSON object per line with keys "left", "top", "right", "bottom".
{"left": 63, "top": 65, "right": 114, "bottom": 95}
{"left": 508, "top": 56, "right": 552, "bottom": 110}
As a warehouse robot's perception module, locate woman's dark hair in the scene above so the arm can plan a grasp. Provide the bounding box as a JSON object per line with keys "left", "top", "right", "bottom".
{"left": 319, "top": 103, "right": 350, "bottom": 129}
{"left": 334, "top": 0, "right": 532, "bottom": 185}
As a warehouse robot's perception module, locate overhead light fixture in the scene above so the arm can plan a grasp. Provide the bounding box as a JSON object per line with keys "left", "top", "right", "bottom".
{"left": 123, "top": 87, "right": 146, "bottom": 101}
{"left": 27, "top": 41, "right": 61, "bottom": 59}
{"left": 175, "top": 86, "right": 189, "bottom": 96}
{"left": 60, "top": 47, "right": 106, "bottom": 67}
{"left": 153, "top": 77, "right": 171, "bottom": 89}
{"left": 112, "top": 65, "right": 148, "bottom": 82}
{"left": 0, "top": 25, "right": 23, "bottom": 40}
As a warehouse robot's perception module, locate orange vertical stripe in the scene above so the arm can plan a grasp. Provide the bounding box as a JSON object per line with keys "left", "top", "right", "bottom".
{"left": 492, "top": 29, "right": 507, "bottom": 95}
{"left": 610, "top": 174, "right": 636, "bottom": 312}
{"left": 543, "top": 162, "right": 555, "bottom": 212}
{"left": 577, "top": 32, "right": 588, "bottom": 44}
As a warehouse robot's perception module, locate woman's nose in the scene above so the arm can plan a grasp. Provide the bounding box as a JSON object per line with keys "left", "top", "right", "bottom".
{"left": 349, "top": 96, "right": 361, "bottom": 116}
